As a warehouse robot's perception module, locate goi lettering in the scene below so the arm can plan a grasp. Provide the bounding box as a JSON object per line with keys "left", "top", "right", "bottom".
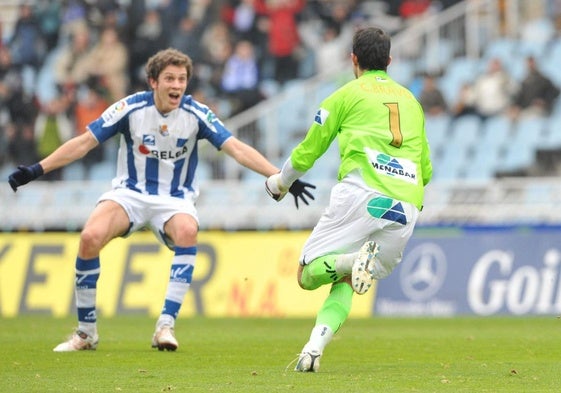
{"left": 468, "top": 248, "right": 561, "bottom": 316}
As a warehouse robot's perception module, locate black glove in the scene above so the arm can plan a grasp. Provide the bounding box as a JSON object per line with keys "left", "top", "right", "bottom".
{"left": 8, "top": 163, "right": 44, "bottom": 192}
{"left": 289, "top": 179, "right": 316, "bottom": 209}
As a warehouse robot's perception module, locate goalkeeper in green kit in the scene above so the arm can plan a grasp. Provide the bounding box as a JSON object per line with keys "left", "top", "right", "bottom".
{"left": 265, "top": 26, "right": 433, "bottom": 372}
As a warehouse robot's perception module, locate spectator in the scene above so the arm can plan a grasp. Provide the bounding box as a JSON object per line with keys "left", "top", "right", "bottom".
{"left": 230, "top": 0, "right": 260, "bottom": 41}
{"left": 399, "top": 0, "right": 434, "bottom": 21}
{"left": 418, "top": 73, "right": 448, "bottom": 116}
{"left": 299, "top": 18, "right": 353, "bottom": 76}
{"left": 450, "top": 82, "right": 477, "bottom": 120}
{"left": 398, "top": 0, "right": 436, "bottom": 58}
{"left": 52, "top": 22, "right": 94, "bottom": 93}
{"left": 1, "top": 45, "right": 39, "bottom": 167}
{"left": 199, "top": 21, "right": 233, "bottom": 95}
{"left": 255, "top": 0, "right": 306, "bottom": 84}
{"left": 221, "top": 40, "right": 264, "bottom": 114}
{"left": 0, "top": 46, "right": 36, "bottom": 127}
{"left": 85, "top": 26, "right": 129, "bottom": 101}
{"left": 510, "top": 56, "right": 560, "bottom": 119}
{"left": 58, "top": 0, "right": 89, "bottom": 45}
{"left": 6, "top": 122, "right": 40, "bottom": 168}
{"left": 35, "top": 0, "right": 62, "bottom": 52}
{"left": 470, "top": 57, "right": 517, "bottom": 121}
{"left": 34, "top": 95, "right": 73, "bottom": 181}
{"left": 170, "top": 16, "right": 205, "bottom": 64}
{"left": 129, "top": 8, "right": 169, "bottom": 90}
{"left": 8, "top": 3, "right": 47, "bottom": 71}
{"left": 72, "top": 77, "right": 109, "bottom": 178}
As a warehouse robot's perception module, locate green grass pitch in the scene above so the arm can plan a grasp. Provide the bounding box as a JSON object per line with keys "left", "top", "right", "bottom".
{"left": 1, "top": 316, "right": 560, "bottom": 392}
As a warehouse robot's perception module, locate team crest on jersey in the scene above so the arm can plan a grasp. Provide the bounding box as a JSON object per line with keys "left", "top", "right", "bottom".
{"left": 143, "top": 135, "right": 156, "bottom": 146}
{"left": 159, "top": 124, "right": 169, "bottom": 136}
{"left": 314, "top": 108, "right": 329, "bottom": 125}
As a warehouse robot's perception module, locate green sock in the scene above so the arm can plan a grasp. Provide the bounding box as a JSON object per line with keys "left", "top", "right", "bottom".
{"left": 315, "top": 282, "right": 353, "bottom": 334}
{"left": 300, "top": 255, "right": 342, "bottom": 290}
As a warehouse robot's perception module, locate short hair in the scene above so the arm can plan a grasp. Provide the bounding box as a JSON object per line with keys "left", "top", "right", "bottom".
{"left": 352, "top": 27, "right": 391, "bottom": 71}
{"left": 145, "top": 48, "right": 193, "bottom": 83}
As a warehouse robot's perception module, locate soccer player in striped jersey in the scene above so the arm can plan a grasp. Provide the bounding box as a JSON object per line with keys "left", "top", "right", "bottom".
{"left": 8, "top": 48, "right": 315, "bottom": 352}
{"left": 265, "top": 27, "right": 433, "bottom": 371}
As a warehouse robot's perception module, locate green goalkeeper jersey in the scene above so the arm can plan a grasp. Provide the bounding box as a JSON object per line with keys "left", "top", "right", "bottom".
{"left": 289, "top": 70, "right": 433, "bottom": 210}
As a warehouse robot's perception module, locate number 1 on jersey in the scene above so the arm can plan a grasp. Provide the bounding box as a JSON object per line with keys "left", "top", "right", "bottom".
{"left": 383, "top": 102, "right": 403, "bottom": 148}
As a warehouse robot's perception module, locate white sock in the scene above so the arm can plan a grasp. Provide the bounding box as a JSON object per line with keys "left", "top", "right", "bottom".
{"left": 303, "top": 324, "right": 333, "bottom": 354}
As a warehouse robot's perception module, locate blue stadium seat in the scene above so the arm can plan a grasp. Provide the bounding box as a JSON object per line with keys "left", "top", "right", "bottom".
{"left": 425, "top": 114, "right": 451, "bottom": 153}
{"left": 439, "top": 57, "right": 478, "bottom": 102}
{"left": 449, "top": 114, "right": 482, "bottom": 148}
{"left": 484, "top": 38, "right": 517, "bottom": 64}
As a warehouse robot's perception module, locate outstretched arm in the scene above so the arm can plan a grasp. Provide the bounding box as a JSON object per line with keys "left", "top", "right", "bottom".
{"left": 38, "top": 131, "right": 99, "bottom": 174}
{"left": 8, "top": 131, "right": 100, "bottom": 191}
{"left": 220, "top": 137, "right": 315, "bottom": 208}
{"left": 220, "top": 136, "right": 279, "bottom": 177}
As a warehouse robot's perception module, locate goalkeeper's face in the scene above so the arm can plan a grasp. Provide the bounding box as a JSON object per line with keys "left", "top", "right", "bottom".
{"left": 150, "top": 65, "right": 188, "bottom": 114}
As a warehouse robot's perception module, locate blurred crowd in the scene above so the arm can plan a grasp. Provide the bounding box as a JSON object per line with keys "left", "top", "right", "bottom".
{"left": 0, "top": 0, "right": 463, "bottom": 179}
{"left": 418, "top": 55, "right": 560, "bottom": 122}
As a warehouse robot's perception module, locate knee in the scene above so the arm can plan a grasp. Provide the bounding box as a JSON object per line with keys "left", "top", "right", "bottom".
{"left": 172, "top": 223, "right": 197, "bottom": 246}
{"left": 79, "top": 227, "right": 105, "bottom": 256}
{"left": 298, "top": 265, "right": 321, "bottom": 291}
{"left": 296, "top": 265, "right": 309, "bottom": 290}
{"left": 166, "top": 217, "right": 198, "bottom": 247}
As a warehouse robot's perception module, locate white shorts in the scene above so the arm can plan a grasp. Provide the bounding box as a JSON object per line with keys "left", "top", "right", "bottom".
{"left": 98, "top": 188, "right": 199, "bottom": 249}
{"left": 299, "top": 174, "right": 420, "bottom": 273}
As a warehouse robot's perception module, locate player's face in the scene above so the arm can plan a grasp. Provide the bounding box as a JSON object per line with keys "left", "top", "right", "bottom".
{"left": 151, "top": 65, "right": 188, "bottom": 114}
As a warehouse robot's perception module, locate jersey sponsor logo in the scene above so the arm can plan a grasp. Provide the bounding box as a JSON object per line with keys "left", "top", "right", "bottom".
{"left": 366, "top": 196, "right": 408, "bottom": 225}
{"left": 365, "top": 148, "right": 418, "bottom": 185}
{"left": 139, "top": 135, "right": 189, "bottom": 159}
{"left": 314, "top": 108, "right": 329, "bottom": 125}
{"left": 149, "top": 145, "right": 189, "bottom": 160}
{"left": 143, "top": 135, "right": 156, "bottom": 146}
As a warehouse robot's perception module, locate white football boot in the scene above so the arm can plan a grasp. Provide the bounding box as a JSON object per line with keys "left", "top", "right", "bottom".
{"left": 294, "top": 350, "right": 322, "bottom": 372}
{"left": 151, "top": 325, "right": 178, "bottom": 351}
{"left": 351, "top": 241, "right": 379, "bottom": 295}
{"left": 53, "top": 330, "right": 98, "bottom": 352}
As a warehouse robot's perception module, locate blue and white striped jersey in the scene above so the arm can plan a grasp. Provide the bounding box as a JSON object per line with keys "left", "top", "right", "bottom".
{"left": 87, "top": 91, "right": 232, "bottom": 199}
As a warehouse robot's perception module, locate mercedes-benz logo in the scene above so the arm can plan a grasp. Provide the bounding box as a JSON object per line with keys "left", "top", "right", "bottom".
{"left": 399, "top": 243, "right": 447, "bottom": 301}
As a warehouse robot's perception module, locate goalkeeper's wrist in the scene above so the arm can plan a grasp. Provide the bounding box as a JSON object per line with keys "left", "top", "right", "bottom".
{"left": 270, "top": 173, "right": 289, "bottom": 193}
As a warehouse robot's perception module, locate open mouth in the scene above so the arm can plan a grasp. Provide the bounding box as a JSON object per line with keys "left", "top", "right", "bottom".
{"left": 169, "top": 92, "right": 181, "bottom": 104}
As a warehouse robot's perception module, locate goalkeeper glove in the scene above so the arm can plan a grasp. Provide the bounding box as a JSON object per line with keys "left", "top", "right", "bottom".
{"left": 8, "top": 163, "right": 44, "bottom": 192}
{"left": 288, "top": 179, "right": 316, "bottom": 209}
{"left": 266, "top": 173, "right": 316, "bottom": 209}
{"left": 265, "top": 173, "right": 289, "bottom": 201}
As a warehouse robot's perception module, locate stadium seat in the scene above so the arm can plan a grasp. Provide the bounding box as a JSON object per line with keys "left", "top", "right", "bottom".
{"left": 449, "top": 114, "right": 481, "bottom": 148}
{"left": 62, "top": 162, "right": 86, "bottom": 181}
{"left": 483, "top": 38, "right": 517, "bottom": 64}
{"left": 425, "top": 114, "right": 451, "bottom": 154}
{"left": 439, "top": 57, "right": 478, "bottom": 102}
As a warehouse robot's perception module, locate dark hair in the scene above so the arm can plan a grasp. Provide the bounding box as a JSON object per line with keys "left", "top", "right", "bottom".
{"left": 145, "top": 48, "right": 193, "bottom": 83}
{"left": 352, "top": 27, "right": 391, "bottom": 71}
